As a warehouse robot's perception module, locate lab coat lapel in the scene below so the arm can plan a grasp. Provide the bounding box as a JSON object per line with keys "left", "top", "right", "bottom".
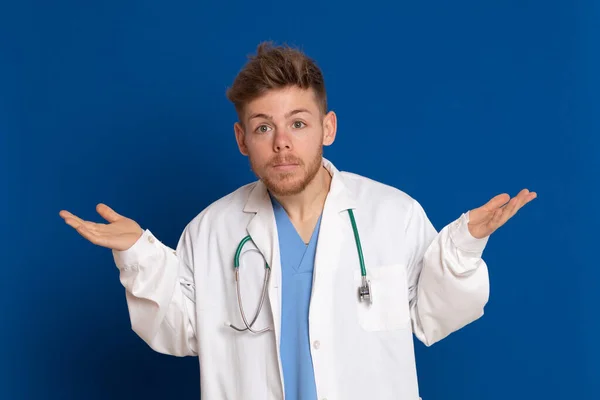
{"left": 243, "top": 180, "right": 284, "bottom": 376}
{"left": 312, "top": 159, "right": 357, "bottom": 296}
{"left": 244, "top": 181, "right": 277, "bottom": 277}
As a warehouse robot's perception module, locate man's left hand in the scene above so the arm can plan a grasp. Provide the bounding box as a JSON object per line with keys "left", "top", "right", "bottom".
{"left": 468, "top": 189, "right": 537, "bottom": 239}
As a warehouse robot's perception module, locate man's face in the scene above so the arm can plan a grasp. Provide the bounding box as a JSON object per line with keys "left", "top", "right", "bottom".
{"left": 234, "top": 86, "right": 336, "bottom": 197}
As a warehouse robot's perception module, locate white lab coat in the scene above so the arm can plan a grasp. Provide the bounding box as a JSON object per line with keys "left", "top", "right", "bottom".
{"left": 112, "top": 158, "right": 490, "bottom": 400}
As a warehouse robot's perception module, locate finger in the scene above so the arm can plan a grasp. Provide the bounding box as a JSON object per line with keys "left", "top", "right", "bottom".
{"left": 501, "top": 190, "right": 533, "bottom": 221}
{"left": 73, "top": 223, "right": 99, "bottom": 243}
{"left": 510, "top": 189, "right": 537, "bottom": 214}
{"left": 59, "top": 210, "right": 86, "bottom": 226}
{"left": 497, "top": 189, "right": 528, "bottom": 208}
{"left": 74, "top": 223, "right": 113, "bottom": 247}
{"left": 63, "top": 217, "right": 102, "bottom": 236}
{"left": 61, "top": 211, "right": 105, "bottom": 231}
{"left": 481, "top": 208, "right": 503, "bottom": 233}
{"left": 516, "top": 188, "right": 531, "bottom": 201}
{"left": 496, "top": 195, "right": 521, "bottom": 224}
{"left": 483, "top": 193, "right": 510, "bottom": 211}
{"left": 96, "top": 203, "right": 123, "bottom": 223}
{"left": 485, "top": 189, "right": 537, "bottom": 231}
{"left": 515, "top": 191, "right": 537, "bottom": 214}
{"left": 524, "top": 191, "right": 538, "bottom": 204}
{"left": 491, "top": 208, "right": 503, "bottom": 226}
{"left": 63, "top": 216, "right": 83, "bottom": 230}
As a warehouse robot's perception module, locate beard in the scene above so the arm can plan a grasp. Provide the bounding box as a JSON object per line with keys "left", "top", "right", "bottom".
{"left": 250, "top": 146, "right": 323, "bottom": 197}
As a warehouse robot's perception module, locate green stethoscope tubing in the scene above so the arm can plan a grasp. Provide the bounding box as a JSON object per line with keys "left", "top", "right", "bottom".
{"left": 346, "top": 209, "right": 367, "bottom": 278}
{"left": 234, "top": 209, "right": 365, "bottom": 276}
{"left": 234, "top": 235, "right": 270, "bottom": 269}
{"left": 229, "top": 209, "right": 370, "bottom": 334}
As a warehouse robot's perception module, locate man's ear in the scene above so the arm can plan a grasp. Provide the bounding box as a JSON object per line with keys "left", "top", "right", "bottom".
{"left": 322, "top": 111, "right": 337, "bottom": 146}
{"left": 234, "top": 122, "right": 248, "bottom": 156}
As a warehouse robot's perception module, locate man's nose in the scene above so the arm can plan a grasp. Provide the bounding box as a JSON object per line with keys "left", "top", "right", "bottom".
{"left": 273, "top": 130, "right": 292, "bottom": 152}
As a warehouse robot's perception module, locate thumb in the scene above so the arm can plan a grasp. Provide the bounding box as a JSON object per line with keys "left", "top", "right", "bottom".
{"left": 483, "top": 193, "right": 510, "bottom": 210}
{"left": 96, "top": 203, "right": 123, "bottom": 223}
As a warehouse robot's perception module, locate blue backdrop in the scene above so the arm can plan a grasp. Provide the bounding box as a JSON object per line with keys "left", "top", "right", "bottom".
{"left": 1, "top": 0, "right": 598, "bottom": 399}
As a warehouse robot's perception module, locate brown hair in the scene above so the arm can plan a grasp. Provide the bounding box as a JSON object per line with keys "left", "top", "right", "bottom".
{"left": 226, "top": 41, "right": 327, "bottom": 118}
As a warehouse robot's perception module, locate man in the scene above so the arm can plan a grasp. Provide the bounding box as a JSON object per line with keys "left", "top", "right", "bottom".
{"left": 59, "top": 42, "right": 537, "bottom": 400}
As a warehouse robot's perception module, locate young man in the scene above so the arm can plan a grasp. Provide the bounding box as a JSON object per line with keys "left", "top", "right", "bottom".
{"left": 59, "top": 42, "right": 536, "bottom": 400}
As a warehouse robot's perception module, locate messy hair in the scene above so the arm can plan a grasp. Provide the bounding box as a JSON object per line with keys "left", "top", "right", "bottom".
{"left": 226, "top": 41, "right": 327, "bottom": 118}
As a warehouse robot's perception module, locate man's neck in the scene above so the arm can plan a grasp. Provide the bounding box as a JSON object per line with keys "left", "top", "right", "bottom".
{"left": 271, "top": 166, "right": 332, "bottom": 222}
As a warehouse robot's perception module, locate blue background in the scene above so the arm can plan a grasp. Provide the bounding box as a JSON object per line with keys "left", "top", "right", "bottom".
{"left": 1, "top": 0, "right": 598, "bottom": 399}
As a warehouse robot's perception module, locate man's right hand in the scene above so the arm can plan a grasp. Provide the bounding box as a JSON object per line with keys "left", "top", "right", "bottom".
{"left": 59, "top": 203, "right": 143, "bottom": 251}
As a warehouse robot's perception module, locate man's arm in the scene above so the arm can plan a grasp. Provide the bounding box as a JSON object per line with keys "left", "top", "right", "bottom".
{"left": 60, "top": 203, "right": 198, "bottom": 357}
{"left": 404, "top": 199, "right": 490, "bottom": 346}
{"left": 112, "top": 225, "right": 198, "bottom": 357}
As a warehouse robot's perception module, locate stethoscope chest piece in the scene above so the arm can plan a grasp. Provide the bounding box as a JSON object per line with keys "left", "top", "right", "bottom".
{"left": 358, "top": 276, "right": 372, "bottom": 305}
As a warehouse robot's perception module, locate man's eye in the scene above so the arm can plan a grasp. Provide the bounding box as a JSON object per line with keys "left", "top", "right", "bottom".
{"left": 256, "top": 125, "right": 271, "bottom": 133}
{"left": 293, "top": 121, "right": 306, "bottom": 129}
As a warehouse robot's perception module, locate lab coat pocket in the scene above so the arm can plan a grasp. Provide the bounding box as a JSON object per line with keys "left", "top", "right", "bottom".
{"left": 354, "top": 264, "right": 410, "bottom": 332}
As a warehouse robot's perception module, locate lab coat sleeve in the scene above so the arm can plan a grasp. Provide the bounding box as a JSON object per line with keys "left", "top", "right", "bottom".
{"left": 111, "top": 226, "right": 198, "bottom": 357}
{"left": 405, "top": 199, "right": 490, "bottom": 347}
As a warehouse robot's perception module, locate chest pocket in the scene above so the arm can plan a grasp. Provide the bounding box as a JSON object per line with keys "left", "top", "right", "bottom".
{"left": 354, "top": 263, "right": 411, "bottom": 331}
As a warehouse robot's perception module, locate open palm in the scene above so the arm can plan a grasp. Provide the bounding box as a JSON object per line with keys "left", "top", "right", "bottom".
{"left": 468, "top": 189, "right": 537, "bottom": 239}
{"left": 59, "top": 203, "right": 143, "bottom": 251}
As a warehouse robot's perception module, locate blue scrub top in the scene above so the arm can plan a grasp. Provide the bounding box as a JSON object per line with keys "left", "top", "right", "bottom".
{"left": 271, "top": 194, "right": 322, "bottom": 400}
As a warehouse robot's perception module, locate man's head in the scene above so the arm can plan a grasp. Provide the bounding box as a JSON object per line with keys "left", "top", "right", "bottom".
{"left": 226, "top": 42, "right": 336, "bottom": 197}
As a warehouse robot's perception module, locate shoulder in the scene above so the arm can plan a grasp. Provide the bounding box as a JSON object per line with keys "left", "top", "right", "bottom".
{"left": 337, "top": 169, "right": 435, "bottom": 236}
{"left": 339, "top": 170, "right": 419, "bottom": 214}
{"left": 185, "top": 181, "right": 258, "bottom": 232}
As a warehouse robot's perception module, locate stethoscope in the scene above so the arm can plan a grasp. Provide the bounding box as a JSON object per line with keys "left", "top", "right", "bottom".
{"left": 226, "top": 209, "right": 371, "bottom": 334}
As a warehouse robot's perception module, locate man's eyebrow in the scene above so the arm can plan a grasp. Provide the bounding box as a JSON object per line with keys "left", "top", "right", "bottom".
{"left": 285, "top": 108, "right": 311, "bottom": 118}
{"left": 248, "top": 108, "right": 312, "bottom": 121}
{"left": 249, "top": 113, "right": 272, "bottom": 121}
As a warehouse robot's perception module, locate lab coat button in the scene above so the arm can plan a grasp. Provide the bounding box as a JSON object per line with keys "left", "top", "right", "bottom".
{"left": 148, "top": 235, "right": 155, "bottom": 244}
{"left": 313, "top": 340, "right": 320, "bottom": 349}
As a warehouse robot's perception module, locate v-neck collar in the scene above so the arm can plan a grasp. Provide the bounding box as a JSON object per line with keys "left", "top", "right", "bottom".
{"left": 270, "top": 195, "right": 323, "bottom": 273}
{"left": 269, "top": 193, "right": 322, "bottom": 247}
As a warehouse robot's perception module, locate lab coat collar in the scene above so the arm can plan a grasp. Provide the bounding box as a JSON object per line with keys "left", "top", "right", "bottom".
{"left": 241, "top": 157, "right": 357, "bottom": 281}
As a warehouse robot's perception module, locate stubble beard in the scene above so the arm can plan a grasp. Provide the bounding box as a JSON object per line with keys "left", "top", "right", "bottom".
{"left": 251, "top": 146, "right": 323, "bottom": 197}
